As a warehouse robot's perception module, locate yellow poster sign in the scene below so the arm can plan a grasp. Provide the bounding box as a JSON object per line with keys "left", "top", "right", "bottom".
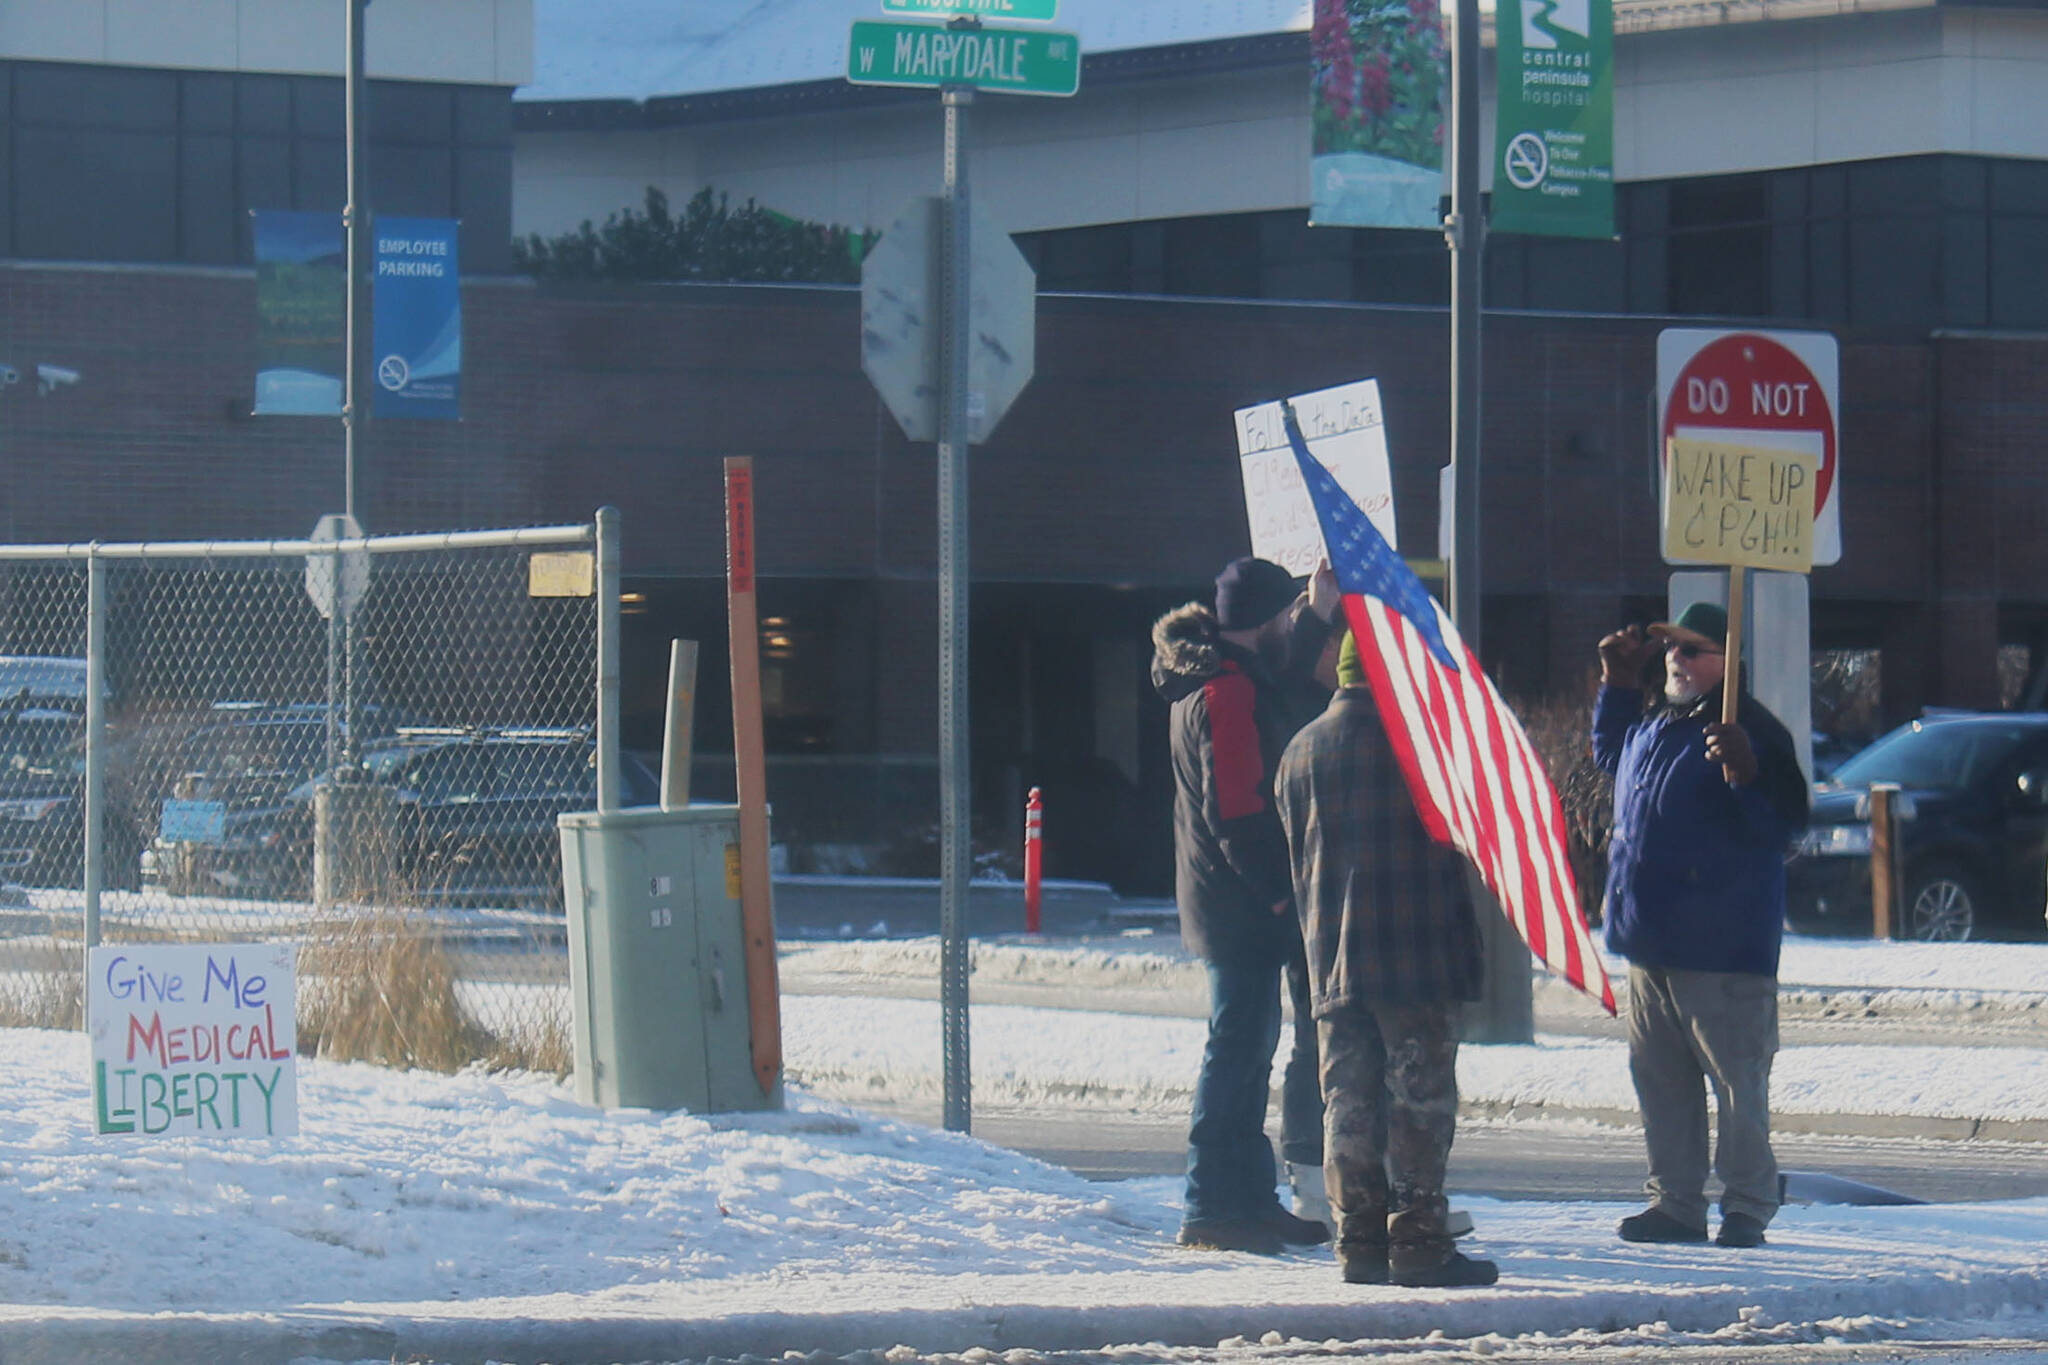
{"left": 1662, "top": 437, "right": 1819, "bottom": 573}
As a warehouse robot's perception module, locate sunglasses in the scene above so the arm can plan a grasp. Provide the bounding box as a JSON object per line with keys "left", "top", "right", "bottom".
{"left": 1665, "top": 641, "right": 1723, "bottom": 661}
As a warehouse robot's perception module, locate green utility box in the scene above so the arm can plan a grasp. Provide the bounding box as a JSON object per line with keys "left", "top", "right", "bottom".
{"left": 558, "top": 803, "right": 780, "bottom": 1113}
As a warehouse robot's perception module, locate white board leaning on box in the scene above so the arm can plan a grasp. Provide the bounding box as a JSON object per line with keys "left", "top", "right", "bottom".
{"left": 1234, "top": 378, "right": 1398, "bottom": 577}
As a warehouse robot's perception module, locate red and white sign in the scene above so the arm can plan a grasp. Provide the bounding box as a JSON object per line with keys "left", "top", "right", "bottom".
{"left": 1658, "top": 328, "right": 1840, "bottom": 566}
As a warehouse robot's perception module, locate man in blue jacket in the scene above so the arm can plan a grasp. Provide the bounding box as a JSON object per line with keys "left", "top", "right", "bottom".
{"left": 1592, "top": 600, "right": 1809, "bottom": 1250}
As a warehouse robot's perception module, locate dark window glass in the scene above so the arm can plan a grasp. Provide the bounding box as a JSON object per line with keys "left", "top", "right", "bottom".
{"left": 1990, "top": 158, "right": 2048, "bottom": 215}
{"left": 1848, "top": 214, "right": 1940, "bottom": 326}
{"left": 371, "top": 81, "right": 452, "bottom": 145}
{"left": 1666, "top": 173, "right": 1770, "bottom": 317}
{"left": 240, "top": 135, "right": 294, "bottom": 223}
{"left": 372, "top": 142, "right": 453, "bottom": 217}
{"left": 292, "top": 77, "right": 343, "bottom": 140}
{"left": 455, "top": 87, "right": 513, "bottom": 146}
{"left": 1808, "top": 214, "right": 1847, "bottom": 322}
{"left": 237, "top": 75, "right": 292, "bottom": 135}
{"left": 1941, "top": 156, "right": 1987, "bottom": 212}
{"left": 181, "top": 72, "right": 234, "bottom": 134}
{"left": 455, "top": 144, "right": 513, "bottom": 272}
{"left": 15, "top": 129, "right": 177, "bottom": 259}
{"left": 14, "top": 63, "right": 175, "bottom": 131}
{"left": 1162, "top": 215, "right": 1260, "bottom": 298}
{"left": 1525, "top": 238, "right": 1626, "bottom": 313}
{"left": 1942, "top": 211, "right": 1987, "bottom": 327}
{"left": 1810, "top": 166, "right": 1847, "bottom": 219}
{"left": 180, "top": 134, "right": 237, "bottom": 264}
{"left": 1032, "top": 223, "right": 1132, "bottom": 292}
{"left": 1353, "top": 228, "right": 1445, "bottom": 306}
{"left": 294, "top": 137, "right": 346, "bottom": 211}
{"left": 1989, "top": 215, "right": 2048, "bottom": 328}
{"left": 1848, "top": 158, "right": 1935, "bottom": 217}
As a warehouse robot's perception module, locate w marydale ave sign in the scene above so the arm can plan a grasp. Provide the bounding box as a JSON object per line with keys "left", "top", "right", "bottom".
{"left": 848, "top": 19, "right": 1080, "bottom": 97}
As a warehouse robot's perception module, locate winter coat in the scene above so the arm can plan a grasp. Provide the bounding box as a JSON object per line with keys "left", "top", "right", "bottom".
{"left": 1274, "top": 686, "right": 1484, "bottom": 1013}
{"left": 1592, "top": 683, "right": 1810, "bottom": 977}
{"left": 1151, "top": 598, "right": 1331, "bottom": 964}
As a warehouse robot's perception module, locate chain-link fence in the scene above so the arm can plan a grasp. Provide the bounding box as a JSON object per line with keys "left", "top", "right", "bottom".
{"left": 0, "top": 514, "right": 619, "bottom": 1072}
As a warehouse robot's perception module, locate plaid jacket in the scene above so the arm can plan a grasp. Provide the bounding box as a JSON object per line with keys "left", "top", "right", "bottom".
{"left": 1274, "top": 687, "right": 1484, "bottom": 1014}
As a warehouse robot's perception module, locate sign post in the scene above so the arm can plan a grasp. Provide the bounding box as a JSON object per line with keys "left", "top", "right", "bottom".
{"left": 852, "top": 5, "right": 1071, "bottom": 1138}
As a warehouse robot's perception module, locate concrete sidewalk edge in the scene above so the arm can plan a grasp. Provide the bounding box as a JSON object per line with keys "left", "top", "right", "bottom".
{"left": 4, "top": 1261, "right": 2045, "bottom": 1365}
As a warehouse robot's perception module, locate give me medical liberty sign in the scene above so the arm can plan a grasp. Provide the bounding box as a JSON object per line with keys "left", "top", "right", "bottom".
{"left": 89, "top": 943, "right": 298, "bottom": 1137}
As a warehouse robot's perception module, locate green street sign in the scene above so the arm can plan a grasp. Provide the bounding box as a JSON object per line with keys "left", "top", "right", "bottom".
{"left": 881, "top": 0, "right": 1060, "bottom": 20}
{"left": 847, "top": 19, "right": 1080, "bottom": 97}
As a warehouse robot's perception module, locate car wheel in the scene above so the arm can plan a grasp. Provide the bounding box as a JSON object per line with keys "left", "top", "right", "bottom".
{"left": 1902, "top": 864, "right": 1980, "bottom": 942}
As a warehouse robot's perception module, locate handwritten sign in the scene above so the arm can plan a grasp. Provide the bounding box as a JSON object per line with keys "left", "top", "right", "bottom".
{"left": 88, "top": 943, "right": 297, "bottom": 1138}
{"left": 1235, "top": 379, "right": 1397, "bottom": 577}
{"left": 1662, "top": 437, "right": 1818, "bottom": 573}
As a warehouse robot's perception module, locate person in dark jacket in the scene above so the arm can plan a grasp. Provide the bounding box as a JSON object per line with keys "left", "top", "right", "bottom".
{"left": 1274, "top": 631, "right": 1498, "bottom": 1288}
{"left": 1592, "top": 599, "right": 1810, "bottom": 1250}
{"left": 1151, "top": 554, "right": 1337, "bottom": 1254}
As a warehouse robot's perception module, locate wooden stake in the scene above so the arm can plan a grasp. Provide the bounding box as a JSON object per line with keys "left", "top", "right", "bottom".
{"left": 725, "top": 458, "right": 782, "bottom": 1100}
{"left": 1721, "top": 567, "right": 1746, "bottom": 727}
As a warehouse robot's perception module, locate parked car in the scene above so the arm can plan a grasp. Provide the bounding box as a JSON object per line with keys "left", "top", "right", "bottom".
{"left": 1784, "top": 711, "right": 2048, "bottom": 942}
{"left": 149, "top": 726, "right": 657, "bottom": 909}
{"left": 0, "top": 656, "right": 144, "bottom": 890}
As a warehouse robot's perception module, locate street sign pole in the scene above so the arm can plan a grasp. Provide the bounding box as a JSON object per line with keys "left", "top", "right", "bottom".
{"left": 938, "top": 80, "right": 974, "bottom": 1136}
{"left": 1448, "top": 0, "right": 1533, "bottom": 1046}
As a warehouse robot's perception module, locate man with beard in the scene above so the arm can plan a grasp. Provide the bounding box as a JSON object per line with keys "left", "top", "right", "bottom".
{"left": 1152, "top": 555, "right": 1337, "bottom": 1254}
{"left": 1592, "top": 600, "right": 1809, "bottom": 1250}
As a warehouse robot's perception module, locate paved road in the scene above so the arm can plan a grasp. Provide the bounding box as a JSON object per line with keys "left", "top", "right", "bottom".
{"left": 847, "top": 1098, "right": 2048, "bottom": 1205}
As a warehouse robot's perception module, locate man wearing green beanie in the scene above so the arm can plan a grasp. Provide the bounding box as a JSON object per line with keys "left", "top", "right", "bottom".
{"left": 1273, "top": 630, "right": 1497, "bottom": 1288}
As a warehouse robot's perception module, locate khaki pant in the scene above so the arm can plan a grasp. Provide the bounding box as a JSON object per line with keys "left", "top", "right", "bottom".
{"left": 1627, "top": 964, "right": 1780, "bottom": 1229}
{"left": 1317, "top": 1001, "right": 1462, "bottom": 1264}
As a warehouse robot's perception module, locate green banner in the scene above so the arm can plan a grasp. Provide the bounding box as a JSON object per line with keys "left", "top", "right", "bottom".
{"left": 1309, "top": 0, "right": 1446, "bottom": 229}
{"left": 1491, "top": 0, "right": 1614, "bottom": 239}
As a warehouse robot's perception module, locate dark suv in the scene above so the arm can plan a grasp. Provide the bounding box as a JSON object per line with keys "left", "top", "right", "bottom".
{"left": 158, "top": 727, "right": 656, "bottom": 909}
{"left": 0, "top": 656, "right": 144, "bottom": 891}
{"left": 1784, "top": 711, "right": 2048, "bottom": 942}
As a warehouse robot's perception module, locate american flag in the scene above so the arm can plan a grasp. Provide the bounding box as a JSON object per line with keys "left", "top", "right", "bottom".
{"left": 1283, "top": 404, "right": 1616, "bottom": 1015}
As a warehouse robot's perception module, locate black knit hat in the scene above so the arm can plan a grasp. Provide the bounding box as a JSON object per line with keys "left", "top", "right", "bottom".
{"left": 1214, "top": 556, "right": 1300, "bottom": 630}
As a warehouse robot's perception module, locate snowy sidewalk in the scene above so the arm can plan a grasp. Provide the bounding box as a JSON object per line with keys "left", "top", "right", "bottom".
{"left": 1, "top": 1027, "right": 2045, "bottom": 1365}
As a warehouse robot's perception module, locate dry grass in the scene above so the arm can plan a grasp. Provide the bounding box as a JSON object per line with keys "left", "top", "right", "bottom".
{"left": 0, "top": 944, "right": 83, "bottom": 1030}
{"left": 299, "top": 912, "right": 496, "bottom": 1073}
{"left": 1509, "top": 689, "right": 1614, "bottom": 926}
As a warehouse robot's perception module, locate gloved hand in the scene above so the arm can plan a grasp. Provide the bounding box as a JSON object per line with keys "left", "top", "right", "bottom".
{"left": 1597, "top": 624, "right": 1658, "bottom": 688}
{"left": 1308, "top": 559, "right": 1341, "bottom": 623}
{"left": 1704, "top": 720, "right": 1758, "bottom": 786}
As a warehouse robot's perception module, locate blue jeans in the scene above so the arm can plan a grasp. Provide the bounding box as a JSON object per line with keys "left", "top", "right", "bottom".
{"left": 1185, "top": 953, "right": 1324, "bottom": 1224}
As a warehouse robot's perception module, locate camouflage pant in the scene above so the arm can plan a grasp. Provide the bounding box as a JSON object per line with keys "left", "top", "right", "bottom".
{"left": 1316, "top": 1001, "right": 1462, "bottom": 1262}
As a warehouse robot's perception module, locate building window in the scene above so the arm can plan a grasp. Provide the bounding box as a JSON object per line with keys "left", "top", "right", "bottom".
{"left": 1666, "top": 174, "right": 1770, "bottom": 318}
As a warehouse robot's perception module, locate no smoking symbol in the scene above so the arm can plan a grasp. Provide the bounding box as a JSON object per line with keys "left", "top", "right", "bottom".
{"left": 1504, "top": 133, "right": 1548, "bottom": 190}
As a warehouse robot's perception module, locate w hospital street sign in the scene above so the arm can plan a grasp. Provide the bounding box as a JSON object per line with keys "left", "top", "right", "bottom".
{"left": 847, "top": 19, "right": 1080, "bottom": 97}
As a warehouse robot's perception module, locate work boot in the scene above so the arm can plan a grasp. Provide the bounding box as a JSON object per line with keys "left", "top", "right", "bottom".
{"left": 1390, "top": 1249, "right": 1500, "bottom": 1288}
{"left": 1716, "top": 1212, "right": 1768, "bottom": 1248}
{"left": 1618, "top": 1206, "right": 1708, "bottom": 1244}
{"left": 1338, "top": 1241, "right": 1389, "bottom": 1284}
{"left": 1176, "top": 1218, "right": 1282, "bottom": 1255}
{"left": 1258, "top": 1202, "right": 1329, "bottom": 1245}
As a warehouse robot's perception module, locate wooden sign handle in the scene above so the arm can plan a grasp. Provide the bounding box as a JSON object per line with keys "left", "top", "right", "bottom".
{"left": 1721, "top": 567, "right": 1746, "bottom": 729}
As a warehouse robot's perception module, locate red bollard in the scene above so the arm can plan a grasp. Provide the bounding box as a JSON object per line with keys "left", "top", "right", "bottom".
{"left": 1023, "top": 786, "right": 1043, "bottom": 934}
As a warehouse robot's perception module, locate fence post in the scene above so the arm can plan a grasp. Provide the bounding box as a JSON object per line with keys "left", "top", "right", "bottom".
{"left": 1869, "top": 781, "right": 1900, "bottom": 940}
{"left": 595, "top": 506, "right": 621, "bottom": 815}
{"left": 1023, "top": 786, "right": 1042, "bottom": 934}
{"left": 83, "top": 547, "right": 106, "bottom": 954}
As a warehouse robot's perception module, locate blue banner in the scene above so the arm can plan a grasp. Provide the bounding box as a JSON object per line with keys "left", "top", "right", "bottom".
{"left": 372, "top": 217, "right": 461, "bottom": 420}
{"left": 253, "top": 211, "right": 345, "bottom": 416}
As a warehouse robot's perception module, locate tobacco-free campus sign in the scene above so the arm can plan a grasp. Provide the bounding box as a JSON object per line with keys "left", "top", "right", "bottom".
{"left": 847, "top": 19, "right": 1080, "bottom": 96}
{"left": 89, "top": 943, "right": 298, "bottom": 1138}
{"left": 1658, "top": 329, "right": 1840, "bottom": 567}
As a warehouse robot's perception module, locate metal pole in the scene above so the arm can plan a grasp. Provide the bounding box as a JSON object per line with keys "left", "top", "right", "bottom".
{"left": 341, "top": 0, "right": 371, "bottom": 764}
{"left": 938, "top": 83, "right": 974, "bottom": 1135}
{"left": 343, "top": 0, "right": 370, "bottom": 526}
{"left": 1448, "top": 0, "right": 1532, "bottom": 1044}
{"left": 595, "top": 505, "right": 621, "bottom": 815}
{"left": 83, "top": 549, "right": 106, "bottom": 954}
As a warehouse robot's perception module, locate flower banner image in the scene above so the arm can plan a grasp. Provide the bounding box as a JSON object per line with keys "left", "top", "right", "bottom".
{"left": 1310, "top": 0, "right": 1447, "bottom": 229}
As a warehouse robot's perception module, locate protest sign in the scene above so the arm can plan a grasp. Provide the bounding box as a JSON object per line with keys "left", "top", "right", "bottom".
{"left": 1661, "top": 436, "right": 1818, "bottom": 574}
{"left": 88, "top": 943, "right": 298, "bottom": 1138}
{"left": 1235, "top": 379, "right": 1397, "bottom": 577}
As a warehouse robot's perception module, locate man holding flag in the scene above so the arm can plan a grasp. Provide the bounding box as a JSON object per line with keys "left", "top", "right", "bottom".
{"left": 1275, "top": 629, "right": 1498, "bottom": 1287}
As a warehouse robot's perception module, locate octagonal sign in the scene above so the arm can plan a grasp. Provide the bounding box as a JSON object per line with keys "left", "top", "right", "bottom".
{"left": 1658, "top": 328, "right": 1841, "bottom": 567}
{"left": 861, "top": 195, "right": 1036, "bottom": 445}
